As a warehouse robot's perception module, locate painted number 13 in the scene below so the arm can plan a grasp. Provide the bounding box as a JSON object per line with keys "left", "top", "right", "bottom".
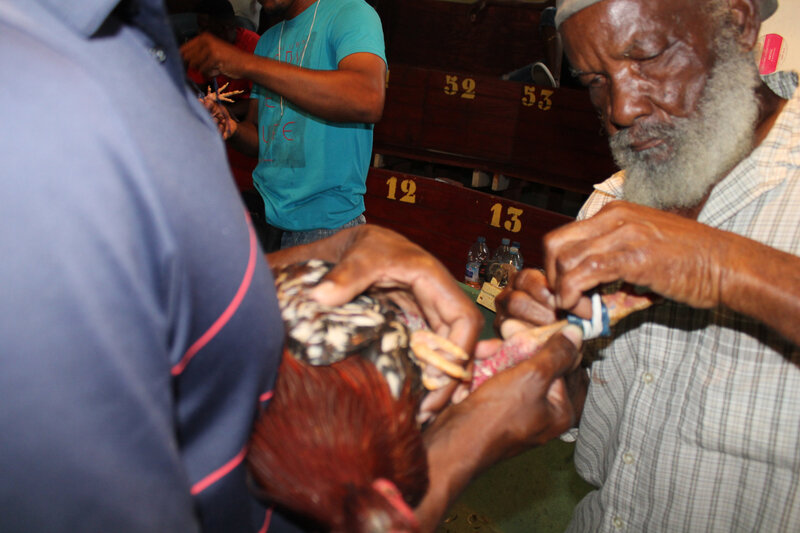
{"left": 490, "top": 203, "right": 523, "bottom": 233}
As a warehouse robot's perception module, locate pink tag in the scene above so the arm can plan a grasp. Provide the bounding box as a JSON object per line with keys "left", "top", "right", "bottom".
{"left": 759, "top": 33, "right": 783, "bottom": 75}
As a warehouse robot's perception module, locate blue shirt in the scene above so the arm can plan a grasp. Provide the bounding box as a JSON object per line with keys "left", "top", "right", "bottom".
{"left": 0, "top": 1, "right": 296, "bottom": 531}
{"left": 251, "top": 0, "right": 386, "bottom": 231}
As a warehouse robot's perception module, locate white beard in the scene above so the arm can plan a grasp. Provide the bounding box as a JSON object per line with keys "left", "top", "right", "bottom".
{"left": 611, "top": 38, "right": 761, "bottom": 210}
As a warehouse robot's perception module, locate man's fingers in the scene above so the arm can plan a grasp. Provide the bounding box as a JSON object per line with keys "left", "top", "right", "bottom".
{"left": 309, "top": 275, "right": 379, "bottom": 308}
{"left": 496, "top": 284, "right": 555, "bottom": 319}
{"left": 474, "top": 338, "right": 503, "bottom": 360}
{"left": 439, "top": 314, "right": 482, "bottom": 361}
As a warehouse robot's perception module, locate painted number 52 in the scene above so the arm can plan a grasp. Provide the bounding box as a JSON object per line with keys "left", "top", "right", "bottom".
{"left": 444, "top": 75, "right": 477, "bottom": 100}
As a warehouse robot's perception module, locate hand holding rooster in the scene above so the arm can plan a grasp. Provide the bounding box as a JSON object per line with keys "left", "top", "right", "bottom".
{"left": 249, "top": 225, "right": 485, "bottom": 532}
{"left": 254, "top": 225, "right": 593, "bottom": 533}
{"left": 268, "top": 224, "right": 484, "bottom": 416}
{"left": 416, "top": 327, "right": 585, "bottom": 532}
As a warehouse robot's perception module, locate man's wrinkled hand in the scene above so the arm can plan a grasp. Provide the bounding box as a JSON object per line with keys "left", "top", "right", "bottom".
{"left": 469, "top": 326, "right": 586, "bottom": 455}
{"left": 268, "top": 225, "right": 484, "bottom": 413}
{"left": 493, "top": 268, "right": 559, "bottom": 338}
{"left": 543, "top": 201, "right": 725, "bottom": 312}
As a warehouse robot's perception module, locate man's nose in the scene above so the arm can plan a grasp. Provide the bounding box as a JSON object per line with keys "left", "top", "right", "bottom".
{"left": 607, "top": 73, "right": 652, "bottom": 131}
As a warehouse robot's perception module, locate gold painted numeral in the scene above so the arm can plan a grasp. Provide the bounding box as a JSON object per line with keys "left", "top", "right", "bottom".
{"left": 386, "top": 177, "right": 417, "bottom": 204}
{"left": 444, "top": 75, "right": 459, "bottom": 96}
{"left": 522, "top": 86, "right": 554, "bottom": 111}
{"left": 444, "top": 75, "right": 477, "bottom": 100}
{"left": 460, "top": 78, "right": 476, "bottom": 100}
{"left": 538, "top": 89, "right": 554, "bottom": 111}
{"left": 489, "top": 203, "right": 524, "bottom": 233}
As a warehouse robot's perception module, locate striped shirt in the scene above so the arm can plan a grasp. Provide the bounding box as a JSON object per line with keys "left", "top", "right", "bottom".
{"left": 568, "top": 71, "right": 800, "bottom": 532}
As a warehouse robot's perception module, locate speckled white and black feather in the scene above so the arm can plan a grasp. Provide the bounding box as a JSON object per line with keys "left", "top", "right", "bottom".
{"left": 274, "top": 260, "right": 422, "bottom": 399}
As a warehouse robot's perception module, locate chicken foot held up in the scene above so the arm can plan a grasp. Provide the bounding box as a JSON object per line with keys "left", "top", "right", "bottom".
{"left": 204, "top": 81, "right": 244, "bottom": 103}
{"left": 470, "top": 290, "right": 655, "bottom": 391}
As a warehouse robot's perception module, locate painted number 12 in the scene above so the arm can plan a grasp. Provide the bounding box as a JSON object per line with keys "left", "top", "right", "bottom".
{"left": 386, "top": 176, "right": 417, "bottom": 204}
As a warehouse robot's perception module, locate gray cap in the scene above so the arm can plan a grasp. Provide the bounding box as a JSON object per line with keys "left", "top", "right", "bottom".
{"left": 555, "top": 0, "right": 778, "bottom": 28}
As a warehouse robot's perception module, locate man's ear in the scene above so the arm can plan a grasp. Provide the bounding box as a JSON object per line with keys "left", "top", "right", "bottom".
{"left": 728, "top": 0, "right": 762, "bottom": 51}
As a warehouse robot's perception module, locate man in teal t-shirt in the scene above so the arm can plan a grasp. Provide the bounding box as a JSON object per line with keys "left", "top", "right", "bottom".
{"left": 182, "top": 0, "right": 386, "bottom": 251}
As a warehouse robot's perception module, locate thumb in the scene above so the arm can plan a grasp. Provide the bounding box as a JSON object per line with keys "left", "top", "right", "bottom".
{"left": 560, "top": 324, "right": 584, "bottom": 351}
{"left": 474, "top": 338, "right": 503, "bottom": 360}
{"left": 308, "top": 259, "right": 405, "bottom": 307}
{"left": 308, "top": 277, "right": 373, "bottom": 308}
{"left": 545, "top": 377, "right": 568, "bottom": 407}
{"left": 525, "top": 324, "right": 584, "bottom": 380}
{"left": 306, "top": 259, "right": 367, "bottom": 306}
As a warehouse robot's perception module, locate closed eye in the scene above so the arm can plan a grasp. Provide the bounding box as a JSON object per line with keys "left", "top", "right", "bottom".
{"left": 583, "top": 75, "right": 606, "bottom": 89}
{"left": 571, "top": 67, "right": 606, "bottom": 89}
{"left": 628, "top": 41, "right": 676, "bottom": 67}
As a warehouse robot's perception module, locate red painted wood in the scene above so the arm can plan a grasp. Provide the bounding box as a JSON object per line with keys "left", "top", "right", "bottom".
{"left": 373, "top": 65, "right": 617, "bottom": 194}
{"left": 364, "top": 168, "right": 574, "bottom": 280}
{"left": 375, "top": 0, "right": 556, "bottom": 77}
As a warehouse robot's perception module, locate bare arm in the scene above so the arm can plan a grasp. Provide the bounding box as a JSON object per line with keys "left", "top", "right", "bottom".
{"left": 225, "top": 98, "right": 260, "bottom": 157}
{"left": 181, "top": 34, "right": 386, "bottom": 124}
{"left": 415, "top": 329, "right": 586, "bottom": 532}
{"left": 710, "top": 230, "right": 800, "bottom": 345}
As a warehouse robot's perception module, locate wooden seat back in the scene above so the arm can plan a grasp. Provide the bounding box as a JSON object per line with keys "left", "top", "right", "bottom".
{"left": 364, "top": 167, "right": 574, "bottom": 280}
{"left": 374, "top": 0, "right": 555, "bottom": 77}
{"left": 374, "top": 64, "right": 616, "bottom": 194}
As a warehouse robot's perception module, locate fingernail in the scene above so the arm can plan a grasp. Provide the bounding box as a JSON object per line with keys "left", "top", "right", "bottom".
{"left": 308, "top": 281, "right": 334, "bottom": 301}
{"left": 546, "top": 293, "right": 556, "bottom": 308}
{"left": 453, "top": 387, "right": 469, "bottom": 404}
{"left": 561, "top": 324, "right": 584, "bottom": 348}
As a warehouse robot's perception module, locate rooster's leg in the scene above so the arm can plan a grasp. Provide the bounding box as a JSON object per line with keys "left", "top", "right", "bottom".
{"left": 470, "top": 290, "right": 654, "bottom": 391}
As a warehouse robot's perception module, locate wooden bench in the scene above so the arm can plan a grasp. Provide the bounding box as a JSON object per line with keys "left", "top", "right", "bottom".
{"left": 374, "top": 0, "right": 555, "bottom": 77}
{"left": 373, "top": 64, "right": 616, "bottom": 195}
{"left": 364, "top": 167, "right": 574, "bottom": 280}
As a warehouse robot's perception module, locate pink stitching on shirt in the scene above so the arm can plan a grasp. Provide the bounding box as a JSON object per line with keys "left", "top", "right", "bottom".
{"left": 172, "top": 215, "right": 258, "bottom": 376}
{"left": 258, "top": 508, "right": 273, "bottom": 533}
{"left": 190, "top": 445, "right": 247, "bottom": 495}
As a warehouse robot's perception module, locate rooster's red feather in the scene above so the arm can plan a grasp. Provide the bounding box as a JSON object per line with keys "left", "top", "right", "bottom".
{"left": 247, "top": 350, "right": 428, "bottom": 532}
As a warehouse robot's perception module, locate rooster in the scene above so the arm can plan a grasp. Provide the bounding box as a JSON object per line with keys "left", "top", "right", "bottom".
{"left": 246, "top": 262, "right": 658, "bottom": 532}
{"left": 246, "top": 260, "right": 465, "bottom": 533}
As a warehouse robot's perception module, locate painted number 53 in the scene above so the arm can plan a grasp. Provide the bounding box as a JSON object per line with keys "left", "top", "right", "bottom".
{"left": 522, "top": 86, "right": 554, "bottom": 111}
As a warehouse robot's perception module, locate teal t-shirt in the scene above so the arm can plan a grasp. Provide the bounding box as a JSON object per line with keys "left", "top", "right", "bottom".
{"left": 251, "top": 0, "right": 386, "bottom": 231}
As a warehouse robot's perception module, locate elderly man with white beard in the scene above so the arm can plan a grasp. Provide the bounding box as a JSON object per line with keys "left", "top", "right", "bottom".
{"left": 490, "top": 0, "right": 800, "bottom": 530}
